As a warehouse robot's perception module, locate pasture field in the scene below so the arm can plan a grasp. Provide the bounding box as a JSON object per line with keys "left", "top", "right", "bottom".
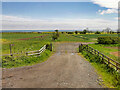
{"left": 1, "top": 33, "right": 53, "bottom": 54}
{"left": 1, "top": 32, "right": 118, "bottom": 55}
{"left": 56, "top": 34, "right": 118, "bottom": 42}
{"left": 1, "top": 32, "right": 119, "bottom": 68}
{"left": 1, "top": 32, "right": 53, "bottom": 68}
{"left": 89, "top": 44, "right": 119, "bottom": 63}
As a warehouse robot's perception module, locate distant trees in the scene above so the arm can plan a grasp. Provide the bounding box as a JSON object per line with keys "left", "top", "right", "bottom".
{"left": 102, "top": 27, "right": 117, "bottom": 34}
{"left": 103, "top": 27, "right": 114, "bottom": 34}
{"left": 95, "top": 31, "right": 101, "bottom": 34}
{"left": 75, "top": 31, "right": 78, "bottom": 34}
{"left": 52, "top": 29, "right": 59, "bottom": 41}
{"left": 110, "top": 31, "right": 114, "bottom": 34}
{"left": 67, "top": 32, "right": 74, "bottom": 34}
{"left": 82, "top": 28, "right": 89, "bottom": 34}
{"left": 55, "top": 29, "right": 59, "bottom": 37}
{"left": 83, "top": 30, "right": 87, "bottom": 34}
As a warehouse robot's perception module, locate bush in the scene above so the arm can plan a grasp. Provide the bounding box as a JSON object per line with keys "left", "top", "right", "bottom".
{"left": 95, "top": 31, "right": 101, "bottom": 34}
{"left": 46, "top": 43, "right": 52, "bottom": 51}
{"left": 67, "top": 32, "right": 74, "bottom": 34}
{"left": 83, "top": 30, "right": 87, "bottom": 34}
{"left": 97, "top": 36, "right": 119, "bottom": 44}
{"left": 52, "top": 34, "right": 58, "bottom": 40}
{"left": 75, "top": 31, "right": 78, "bottom": 34}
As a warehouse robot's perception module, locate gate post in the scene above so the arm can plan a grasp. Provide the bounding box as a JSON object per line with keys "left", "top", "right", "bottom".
{"left": 79, "top": 44, "right": 82, "bottom": 52}
{"left": 50, "top": 43, "right": 52, "bottom": 51}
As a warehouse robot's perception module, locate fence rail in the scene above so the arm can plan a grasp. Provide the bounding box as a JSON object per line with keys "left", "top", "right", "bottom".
{"left": 26, "top": 45, "right": 46, "bottom": 56}
{"left": 1, "top": 45, "right": 47, "bottom": 56}
{"left": 79, "top": 44, "right": 120, "bottom": 71}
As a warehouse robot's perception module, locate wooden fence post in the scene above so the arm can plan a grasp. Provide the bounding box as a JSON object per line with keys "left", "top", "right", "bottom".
{"left": 86, "top": 45, "right": 88, "bottom": 51}
{"left": 9, "top": 44, "right": 13, "bottom": 56}
{"left": 50, "top": 43, "right": 52, "bottom": 51}
{"left": 79, "top": 44, "right": 81, "bottom": 52}
{"left": 79, "top": 44, "right": 82, "bottom": 52}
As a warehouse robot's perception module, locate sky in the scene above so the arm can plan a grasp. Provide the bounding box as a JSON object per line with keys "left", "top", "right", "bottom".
{"left": 1, "top": 0, "right": 119, "bottom": 31}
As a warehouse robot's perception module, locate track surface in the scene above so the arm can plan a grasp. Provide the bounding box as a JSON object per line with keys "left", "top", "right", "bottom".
{"left": 2, "top": 43, "right": 102, "bottom": 88}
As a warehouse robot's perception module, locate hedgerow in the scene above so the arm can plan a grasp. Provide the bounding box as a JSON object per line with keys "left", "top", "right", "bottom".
{"left": 97, "top": 36, "right": 119, "bottom": 44}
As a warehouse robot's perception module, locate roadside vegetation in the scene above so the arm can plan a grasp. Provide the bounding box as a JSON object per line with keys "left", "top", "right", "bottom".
{"left": 2, "top": 49, "right": 51, "bottom": 68}
{"left": 79, "top": 36, "right": 120, "bottom": 88}
{"left": 80, "top": 51, "right": 120, "bottom": 88}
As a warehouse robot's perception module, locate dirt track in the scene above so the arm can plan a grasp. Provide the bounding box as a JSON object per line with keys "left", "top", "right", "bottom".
{"left": 2, "top": 43, "right": 102, "bottom": 88}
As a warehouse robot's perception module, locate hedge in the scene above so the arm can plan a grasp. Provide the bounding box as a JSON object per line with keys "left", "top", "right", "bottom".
{"left": 97, "top": 36, "right": 119, "bottom": 44}
{"left": 67, "top": 32, "right": 74, "bottom": 34}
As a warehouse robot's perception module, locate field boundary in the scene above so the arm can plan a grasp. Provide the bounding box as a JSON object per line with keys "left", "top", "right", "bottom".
{"left": 2, "top": 45, "right": 47, "bottom": 56}
{"left": 26, "top": 45, "right": 46, "bottom": 56}
{"left": 79, "top": 44, "right": 120, "bottom": 71}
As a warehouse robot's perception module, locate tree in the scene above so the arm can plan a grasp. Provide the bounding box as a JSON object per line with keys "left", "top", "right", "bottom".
{"left": 52, "top": 34, "right": 58, "bottom": 41}
{"left": 55, "top": 29, "right": 58, "bottom": 33}
{"left": 83, "top": 30, "right": 87, "bottom": 34}
{"left": 103, "top": 27, "right": 111, "bottom": 34}
{"left": 95, "top": 31, "right": 101, "bottom": 34}
{"left": 110, "top": 30, "right": 114, "bottom": 34}
{"left": 55, "top": 29, "right": 59, "bottom": 37}
{"left": 75, "top": 31, "right": 78, "bottom": 34}
{"left": 82, "top": 28, "right": 89, "bottom": 34}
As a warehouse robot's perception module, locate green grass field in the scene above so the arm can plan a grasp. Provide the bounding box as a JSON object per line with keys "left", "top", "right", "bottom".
{"left": 2, "top": 33, "right": 53, "bottom": 54}
{"left": 89, "top": 44, "right": 119, "bottom": 62}
{"left": 1, "top": 32, "right": 120, "bottom": 89}
{"left": 56, "top": 34, "right": 118, "bottom": 42}
{"left": 1, "top": 32, "right": 119, "bottom": 68}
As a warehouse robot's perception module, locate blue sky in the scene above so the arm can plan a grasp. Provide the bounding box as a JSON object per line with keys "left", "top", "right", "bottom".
{"left": 2, "top": 1, "right": 118, "bottom": 30}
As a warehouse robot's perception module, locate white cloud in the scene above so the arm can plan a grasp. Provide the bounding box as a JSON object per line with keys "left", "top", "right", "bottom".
{"left": 92, "top": 0, "right": 119, "bottom": 9}
{"left": 1, "top": 15, "right": 118, "bottom": 30}
{"left": 92, "top": 0, "right": 119, "bottom": 15}
{"left": 98, "top": 9, "right": 118, "bottom": 15}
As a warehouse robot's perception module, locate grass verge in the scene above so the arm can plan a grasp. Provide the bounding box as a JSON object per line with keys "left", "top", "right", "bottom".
{"left": 80, "top": 51, "right": 120, "bottom": 88}
{"left": 2, "top": 49, "right": 52, "bottom": 68}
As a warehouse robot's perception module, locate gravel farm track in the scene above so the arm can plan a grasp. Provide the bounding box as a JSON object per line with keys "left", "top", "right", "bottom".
{"left": 2, "top": 42, "right": 103, "bottom": 88}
